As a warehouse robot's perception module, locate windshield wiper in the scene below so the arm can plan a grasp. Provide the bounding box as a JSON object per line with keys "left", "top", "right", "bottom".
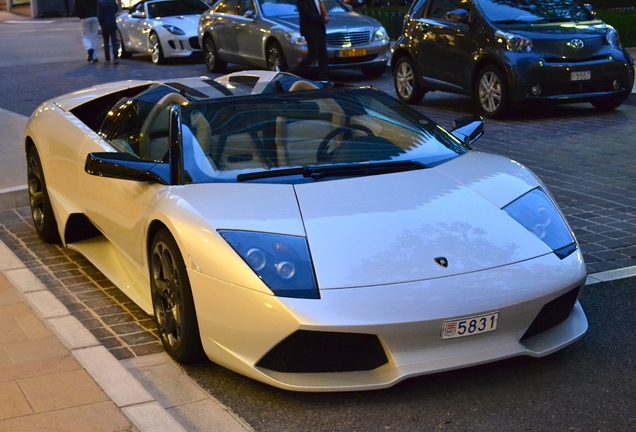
{"left": 237, "top": 160, "right": 427, "bottom": 182}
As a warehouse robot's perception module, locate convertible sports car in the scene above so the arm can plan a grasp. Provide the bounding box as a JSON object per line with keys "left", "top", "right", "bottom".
{"left": 25, "top": 71, "right": 588, "bottom": 392}
{"left": 117, "top": 0, "right": 210, "bottom": 64}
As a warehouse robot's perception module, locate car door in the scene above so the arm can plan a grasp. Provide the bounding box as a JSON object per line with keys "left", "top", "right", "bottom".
{"left": 233, "top": 0, "right": 265, "bottom": 66}
{"left": 210, "top": 0, "right": 242, "bottom": 62}
{"left": 80, "top": 98, "right": 170, "bottom": 269}
{"left": 121, "top": 2, "right": 151, "bottom": 52}
{"left": 416, "top": 0, "right": 475, "bottom": 91}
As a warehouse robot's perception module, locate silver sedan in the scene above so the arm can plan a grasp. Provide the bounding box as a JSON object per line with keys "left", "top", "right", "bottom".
{"left": 198, "top": 0, "right": 391, "bottom": 77}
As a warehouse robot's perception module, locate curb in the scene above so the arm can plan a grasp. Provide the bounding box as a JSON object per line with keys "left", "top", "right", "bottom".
{"left": 0, "top": 240, "right": 187, "bottom": 432}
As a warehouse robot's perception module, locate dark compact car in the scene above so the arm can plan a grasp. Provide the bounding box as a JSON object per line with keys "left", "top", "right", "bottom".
{"left": 198, "top": 0, "right": 390, "bottom": 77}
{"left": 391, "top": 0, "right": 635, "bottom": 118}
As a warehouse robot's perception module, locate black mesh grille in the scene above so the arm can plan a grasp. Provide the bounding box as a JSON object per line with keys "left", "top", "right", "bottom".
{"left": 537, "top": 80, "right": 617, "bottom": 96}
{"left": 520, "top": 285, "right": 582, "bottom": 341}
{"left": 326, "top": 30, "right": 371, "bottom": 47}
{"left": 189, "top": 37, "right": 201, "bottom": 50}
{"left": 256, "top": 330, "right": 388, "bottom": 373}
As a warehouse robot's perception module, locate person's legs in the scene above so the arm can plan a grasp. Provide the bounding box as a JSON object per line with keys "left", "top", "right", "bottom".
{"left": 88, "top": 17, "right": 100, "bottom": 61}
{"left": 316, "top": 32, "right": 328, "bottom": 80}
{"left": 295, "top": 33, "right": 319, "bottom": 77}
{"left": 80, "top": 18, "right": 94, "bottom": 61}
{"left": 102, "top": 29, "right": 111, "bottom": 62}
{"left": 111, "top": 28, "right": 119, "bottom": 63}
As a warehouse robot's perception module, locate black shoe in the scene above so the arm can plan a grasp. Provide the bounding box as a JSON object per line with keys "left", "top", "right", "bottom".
{"left": 87, "top": 49, "right": 94, "bottom": 62}
{"left": 113, "top": 59, "right": 119, "bottom": 65}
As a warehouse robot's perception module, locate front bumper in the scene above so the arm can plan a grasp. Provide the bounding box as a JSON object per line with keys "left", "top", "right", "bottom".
{"left": 284, "top": 41, "right": 391, "bottom": 70}
{"left": 161, "top": 35, "right": 201, "bottom": 58}
{"left": 190, "top": 249, "right": 588, "bottom": 391}
{"left": 506, "top": 49, "right": 635, "bottom": 104}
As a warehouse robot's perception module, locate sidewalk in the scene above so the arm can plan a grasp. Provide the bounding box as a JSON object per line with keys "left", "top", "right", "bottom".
{"left": 0, "top": 110, "right": 253, "bottom": 430}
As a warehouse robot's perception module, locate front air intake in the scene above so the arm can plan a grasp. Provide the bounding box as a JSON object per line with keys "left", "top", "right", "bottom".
{"left": 256, "top": 330, "right": 388, "bottom": 373}
{"left": 520, "top": 285, "right": 582, "bottom": 341}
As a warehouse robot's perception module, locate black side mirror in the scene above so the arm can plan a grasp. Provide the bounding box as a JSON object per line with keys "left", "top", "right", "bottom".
{"left": 85, "top": 152, "right": 171, "bottom": 185}
{"left": 446, "top": 8, "right": 469, "bottom": 23}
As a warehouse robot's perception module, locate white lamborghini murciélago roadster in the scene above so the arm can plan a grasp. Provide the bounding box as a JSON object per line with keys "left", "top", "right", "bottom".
{"left": 25, "top": 71, "right": 587, "bottom": 392}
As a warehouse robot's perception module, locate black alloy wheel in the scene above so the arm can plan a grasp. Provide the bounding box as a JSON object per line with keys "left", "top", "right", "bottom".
{"left": 27, "top": 146, "right": 60, "bottom": 243}
{"left": 150, "top": 228, "right": 205, "bottom": 363}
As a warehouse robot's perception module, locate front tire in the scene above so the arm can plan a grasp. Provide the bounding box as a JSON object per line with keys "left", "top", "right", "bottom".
{"left": 117, "top": 30, "right": 132, "bottom": 59}
{"left": 475, "top": 64, "right": 510, "bottom": 118}
{"left": 361, "top": 63, "right": 386, "bottom": 78}
{"left": 393, "top": 56, "right": 425, "bottom": 104}
{"left": 27, "top": 146, "right": 60, "bottom": 243}
{"left": 150, "top": 229, "right": 204, "bottom": 363}
{"left": 591, "top": 95, "right": 624, "bottom": 111}
{"left": 203, "top": 35, "right": 226, "bottom": 73}
{"left": 266, "top": 41, "right": 287, "bottom": 71}
{"left": 149, "top": 32, "right": 165, "bottom": 65}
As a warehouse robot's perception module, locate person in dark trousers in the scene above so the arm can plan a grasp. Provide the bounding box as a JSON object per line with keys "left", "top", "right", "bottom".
{"left": 295, "top": 0, "right": 329, "bottom": 80}
{"left": 73, "top": 0, "right": 99, "bottom": 62}
{"left": 97, "top": 0, "right": 120, "bottom": 64}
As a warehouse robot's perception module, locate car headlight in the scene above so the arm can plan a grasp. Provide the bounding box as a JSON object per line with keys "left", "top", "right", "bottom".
{"left": 495, "top": 30, "right": 532, "bottom": 53}
{"left": 374, "top": 26, "right": 389, "bottom": 43}
{"left": 162, "top": 25, "right": 185, "bottom": 35}
{"left": 284, "top": 31, "right": 306, "bottom": 46}
{"left": 606, "top": 25, "right": 621, "bottom": 48}
{"left": 503, "top": 188, "right": 577, "bottom": 259}
{"left": 219, "top": 230, "right": 319, "bottom": 299}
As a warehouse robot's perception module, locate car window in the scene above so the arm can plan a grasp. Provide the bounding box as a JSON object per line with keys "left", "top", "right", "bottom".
{"left": 214, "top": 0, "right": 239, "bottom": 13}
{"left": 146, "top": 0, "right": 209, "bottom": 18}
{"left": 428, "top": 0, "right": 467, "bottom": 19}
{"left": 258, "top": 0, "right": 346, "bottom": 18}
{"left": 179, "top": 88, "right": 468, "bottom": 183}
{"left": 476, "top": 0, "right": 593, "bottom": 23}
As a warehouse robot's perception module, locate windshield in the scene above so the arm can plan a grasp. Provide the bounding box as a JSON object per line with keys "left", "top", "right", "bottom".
{"left": 147, "top": 0, "right": 209, "bottom": 18}
{"left": 259, "top": 0, "right": 348, "bottom": 18}
{"left": 477, "top": 0, "right": 594, "bottom": 23}
{"left": 179, "top": 88, "right": 468, "bottom": 184}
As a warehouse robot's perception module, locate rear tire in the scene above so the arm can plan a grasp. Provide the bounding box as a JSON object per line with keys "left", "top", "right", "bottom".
{"left": 27, "top": 146, "right": 60, "bottom": 243}
{"left": 150, "top": 228, "right": 205, "bottom": 363}
{"left": 203, "top": 35, "right": 226, "bottom": 73}
{"left": 393, "top": 56, "right": 425, "bottom": 104}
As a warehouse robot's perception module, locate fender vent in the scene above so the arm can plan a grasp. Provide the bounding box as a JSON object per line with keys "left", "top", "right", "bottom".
{"left": 520, "top": 285, "right": 582, "bottom": 341}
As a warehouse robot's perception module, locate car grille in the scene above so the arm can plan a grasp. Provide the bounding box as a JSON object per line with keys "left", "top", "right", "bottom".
{"left": 326, "top": 30, "right": 371, "bottom": 47}
{"left": 189, "top": 37, "right": 200, "bottom": 50}
{"left": 256, "top": 330, "right": 388, "bottom": 373}
{"left": 520, "top": 285, "right": 582, "bottom": 341}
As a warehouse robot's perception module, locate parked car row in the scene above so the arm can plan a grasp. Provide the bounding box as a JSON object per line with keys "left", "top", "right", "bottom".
{"left": 116, "top": 0, "right": 635, "bottom": 117}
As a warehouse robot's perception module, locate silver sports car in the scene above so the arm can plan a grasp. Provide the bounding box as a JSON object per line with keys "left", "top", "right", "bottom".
{"left": 25, "top": 71, "right": 587, "bottom": 391}
{"left": 117, "top": 0, "right": 210, "bottom": 64}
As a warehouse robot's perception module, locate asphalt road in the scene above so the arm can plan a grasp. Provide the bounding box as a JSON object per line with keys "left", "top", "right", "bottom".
{"left": 1, "top": 15, "right": 635, "bottom": 431}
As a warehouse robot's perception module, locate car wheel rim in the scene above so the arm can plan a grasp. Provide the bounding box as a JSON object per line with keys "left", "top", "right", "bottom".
{"left": 27, "top": 155, "right": 45, "bottom": 232}
{"left": 396, "top": 62, "right": 414, "bottom": 99}
{"left": 478, "top": 71, "right": 502, "bottom": 113}
{"left": 267, "top": 47, "right": 280, "bottom": 70}
{"left": 152, "top": 240, "right": 184, "bottom": 349}
{"left": 150, "top": 34, "right": 160, "bottom": 64}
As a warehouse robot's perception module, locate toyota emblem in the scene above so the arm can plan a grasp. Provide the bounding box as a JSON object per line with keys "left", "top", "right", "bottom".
{"left": 568, "top": 39, "right": 584, "bottom": 49}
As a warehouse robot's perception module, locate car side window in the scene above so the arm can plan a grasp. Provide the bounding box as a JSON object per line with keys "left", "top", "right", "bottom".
{"left": 236, "top": 0, "right": 254, "bottom": 16}
{"left": 428, "top": 0, "right": 465, "bottom": 19}
{"left": 215, "top": 0, "right": 239, "bottom": 14}
{"left": 99, "top": 99, "right": 156, "bottom": 160}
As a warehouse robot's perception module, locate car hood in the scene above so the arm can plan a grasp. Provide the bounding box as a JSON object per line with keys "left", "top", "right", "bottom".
{"left": 271, "top": 11, "right": 379, "bottom": 32}
{"left": 177, "top": 152, "right": 554, "bottom": 290}
{"left": 152, "top": 14, "right": 201, "bottom": 31}
{"left": 498, "top": 21, "right": 611, "bottom": 58}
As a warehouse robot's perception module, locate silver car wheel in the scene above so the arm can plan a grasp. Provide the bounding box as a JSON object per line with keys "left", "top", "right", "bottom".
{"left": 266, "top": 42, "right": 287, "bottom": 71}
{"left": 149, "top": 32, "right": 163, "bottom": 64}
{"left": 395, "top": 60, "right": 415, "bottom": 100}
{"left": 478, "top": 70, "right": 502, "bottom": 113}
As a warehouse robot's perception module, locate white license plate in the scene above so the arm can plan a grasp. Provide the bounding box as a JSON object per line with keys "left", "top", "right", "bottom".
{"left": 441, "top": 312, "right": 499, "bottom": 340}
{"left": 571, "top": 71, "right": 591, "bottom": 81}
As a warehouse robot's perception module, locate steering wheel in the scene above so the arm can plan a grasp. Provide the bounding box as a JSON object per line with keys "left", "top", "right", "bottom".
{"left": 317, "top": 124, "right": 375, "bottom": 163}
